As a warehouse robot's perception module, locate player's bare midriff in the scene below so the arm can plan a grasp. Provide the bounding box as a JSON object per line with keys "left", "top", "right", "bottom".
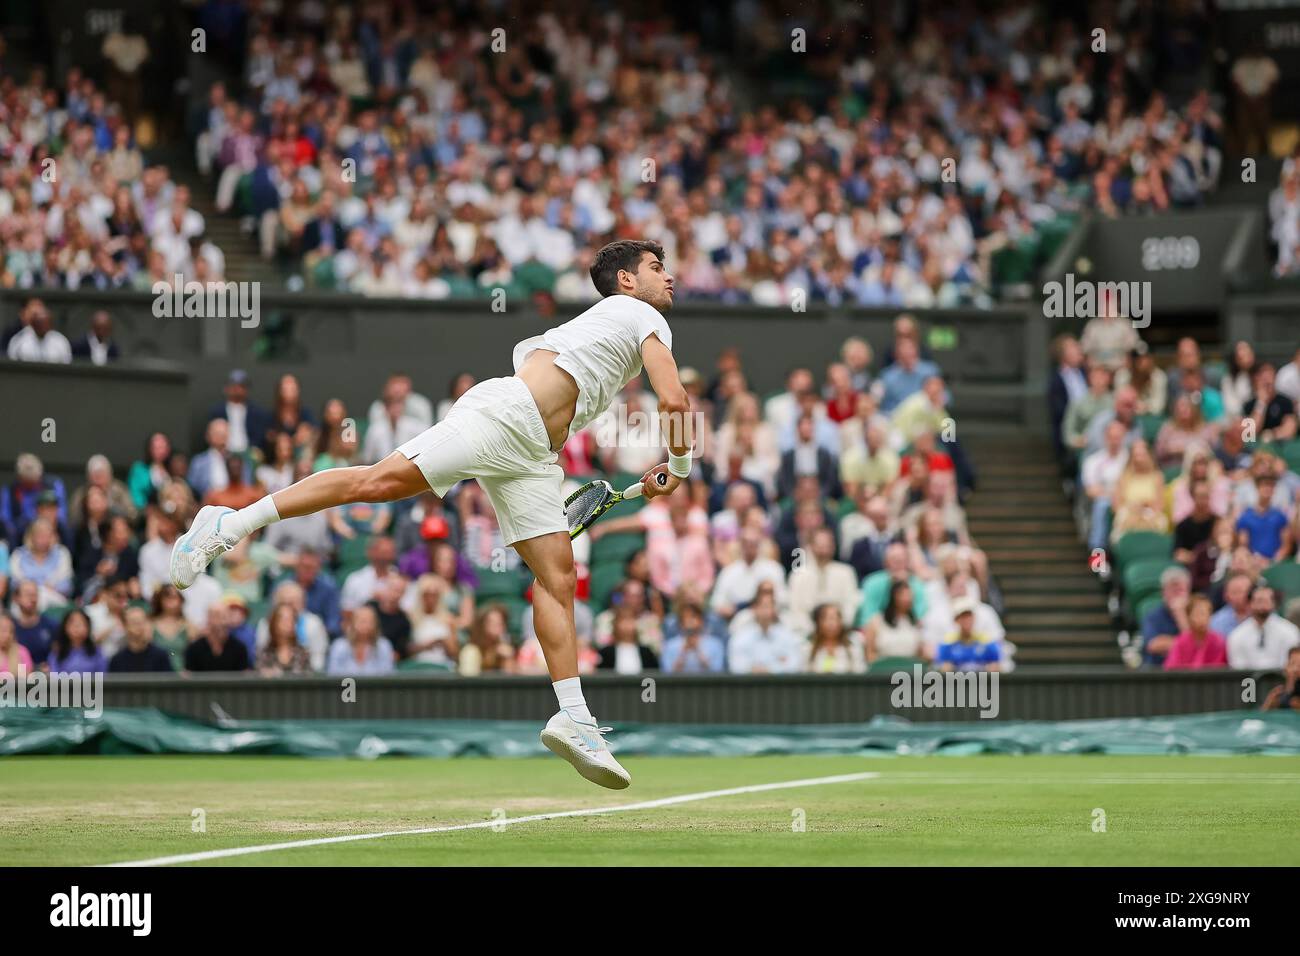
{"left": 516, "top": 348, "right": 579, "bottom": 452}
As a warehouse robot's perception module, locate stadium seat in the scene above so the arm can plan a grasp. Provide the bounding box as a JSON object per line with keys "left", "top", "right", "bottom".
{"left": 588, "top": 563, "right": 625, "bottom": 612}
{"left": 1136, "top": 414, "right": 1165, "bottom": 444}
{"left": 591, "top": 531, "right": 646, "bottom": 567}
{"left": 1262, "top": 563, "right": 1300, "bottom": 602}
{"left": 868, "top": 656, "right": 928, "bottom": 674}
{"left": 1134, "top": 593, "right": 1165, "bottom": 629}
{"left": 1122, "top": 557, "right": 1180, "bottom": 618}
{"left": 1111, "top": 530, "right": 1173, "bottom": 571}
{"left": 43, "top": 603, "right": 74, "bottom": 622}
{"left": 396, "top": 659, "right": 455, "bottom": 672}
{"left": 1277, "top": 439, "right": 1300, "bottom": 476}
{"left": 336, "top": 535, "right": 372, "bottom": 577}
{"left": 474, "top": 567, "right": 531, "bottom": 600}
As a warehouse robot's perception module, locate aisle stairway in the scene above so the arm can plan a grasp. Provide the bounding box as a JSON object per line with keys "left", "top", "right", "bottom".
{"left": 962, "top": 430, "right": 1120, "bottom": 667}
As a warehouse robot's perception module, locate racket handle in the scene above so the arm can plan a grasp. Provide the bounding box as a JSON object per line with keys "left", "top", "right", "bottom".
{"left": 622, "top": 472, "right": 669, "bottom": 499}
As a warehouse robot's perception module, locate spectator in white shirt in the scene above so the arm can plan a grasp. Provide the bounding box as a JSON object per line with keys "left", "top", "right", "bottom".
{"left": 340, "top": 535, "right": 409, "bottom": 611}
{"left": 1081, "top": 420, "right": 1129, "bottom": 552}
{"left": 787, "top": 527, "right": 861, "bottom": 635}
{"left": 1228, "top": 585, "right": 1300, "bottom": 670}
{"left": 7, "top": 299, "right": 71, "bottom": 363}
{"left": 1276, "top": 346, "right": 1300, "bottom": 404}
{"left": 728, "top": 589, "right": 805, "bottom": 674}
{"left": 710, "top": 526, "right": 787, "bottom": 619}
{"left": 364, "top": 393, "right": 426, "bottom": 463}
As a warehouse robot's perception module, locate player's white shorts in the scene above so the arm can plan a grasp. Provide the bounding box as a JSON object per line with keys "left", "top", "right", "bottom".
{"left": 397, "top": 376, "right": 567, "bottom": 546}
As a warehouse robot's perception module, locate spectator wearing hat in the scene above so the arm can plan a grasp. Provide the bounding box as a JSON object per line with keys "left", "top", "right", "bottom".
{"left": 221, "top": 592, "right": 258, "bottom": 660}
{"left": 935, "top": 597, "right": 1000, "bottom": 671}
{"left": 207, "top": 369, "right": 271, "bottom": 455}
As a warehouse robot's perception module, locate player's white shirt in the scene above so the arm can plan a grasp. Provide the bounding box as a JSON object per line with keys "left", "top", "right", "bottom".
{"left": 512, "top": 293, "right": 673, "bottom": 434}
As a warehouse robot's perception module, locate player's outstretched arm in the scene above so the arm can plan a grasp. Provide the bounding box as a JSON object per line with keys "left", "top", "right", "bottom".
{"left": 641, "top": 333, "right": 692, "bottom": 498}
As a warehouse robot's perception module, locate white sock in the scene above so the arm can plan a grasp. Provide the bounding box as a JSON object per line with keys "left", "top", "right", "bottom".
{"left": 552, "top": 677, "right": 595, "bottom": 725}
{"left": 228, "top": 494, "right": 281, "bottom": 539}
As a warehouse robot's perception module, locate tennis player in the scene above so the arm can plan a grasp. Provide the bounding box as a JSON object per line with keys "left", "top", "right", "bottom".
{"left": 170, "top": 239, "right": 693, "bottom": 789}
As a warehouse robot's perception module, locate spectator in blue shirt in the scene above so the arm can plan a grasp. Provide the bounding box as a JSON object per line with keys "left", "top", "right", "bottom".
{"left": 1235, "top": 475, "right": 1292, "bottom": 561}
{"left": 0, "top": 452, "right": 68, "bottom": 543}
{"left": 1141, "top": 565, "right": 1192, "bottom": 668}
{"left": 280, "top": 548, "right": 342, "bottom": 636}
{"left": 660, "top": 602, "right": 726, "bottom": 673}
{"left": 1210, "top": 571, "right": 1253, "bottom": 638}
{"left": 935, "top": 599, "right": 1001, "bottom": 671}
{"left": 327, "top": 605, "right": 396, "bottom": 675}
{"left": 11, "top": 580, "right": 57, "bottom": 666}
{"left": 877, "top": 338, "right": 941, "bottom": 414}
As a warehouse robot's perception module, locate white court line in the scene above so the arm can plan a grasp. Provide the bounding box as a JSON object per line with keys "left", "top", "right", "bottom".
{"left": 101, "top": 771, "right": 880, "bottom": 868}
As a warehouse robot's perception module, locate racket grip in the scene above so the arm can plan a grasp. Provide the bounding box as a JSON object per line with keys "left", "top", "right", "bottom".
{"left": 622, "top": 472, "right": 669, "bottom": 499}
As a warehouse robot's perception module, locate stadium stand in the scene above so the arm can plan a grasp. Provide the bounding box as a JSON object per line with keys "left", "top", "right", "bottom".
{"left": 2, "top": 0, "right": 1299, "bottom": 688}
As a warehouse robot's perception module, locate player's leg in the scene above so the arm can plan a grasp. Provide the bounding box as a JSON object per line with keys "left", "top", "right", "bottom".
{"left": 491, "top": 478, "right": 630, "bottom": 789}
{"left": 513, "top": 531, "right": 581, "bottom": 684}
{"left": 170, "top": 452, "right": 430, "bottom": 590}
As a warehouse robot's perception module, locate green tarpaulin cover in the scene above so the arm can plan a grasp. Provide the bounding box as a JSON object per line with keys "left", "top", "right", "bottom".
{"left": 2, "top": 708, "right": 1298, "bottom": 758}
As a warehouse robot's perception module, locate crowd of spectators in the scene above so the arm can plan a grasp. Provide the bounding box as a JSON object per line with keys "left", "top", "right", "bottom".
{"left": 194, "top": 0, "right": 1222, "bottom": 304}
{"left": 1, "top": 299, "right": 1007, "bottom": 678}
{"left": 1050, "top": 316, "right": 1300, "bottom": 674}
{"left": 0, "top": 65, "right": 225, "bottom": 294}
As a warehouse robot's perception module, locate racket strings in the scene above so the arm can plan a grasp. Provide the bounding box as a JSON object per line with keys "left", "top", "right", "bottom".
{"left": 565, "top": 484, "right": 610, "bottom": 530}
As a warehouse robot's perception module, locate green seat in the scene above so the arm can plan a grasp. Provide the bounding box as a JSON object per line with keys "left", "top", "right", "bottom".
{"left": 443, "top": 274, "right": 479, "bottom": 299}
{"left": 513, "top": 260, "right": 558, "bottom": 296}
{"left": 336, "top": 534, "right": 372, "bottom": 577}
{"left": 396, "top": 658, "right": 455, "bottom": 672}
{"left": 1134, "top": 593, "right": 1165, "bottom": 628}
{"left": 1122, "top": 557, "right": 1180, "bottom": 618}
{"left": 1112, "top": 530, "right": 1173, "bottom": 572}
{"left": 474, "top": 567, "right": 530, "bottom": 600}
{"left": 1161, "top": 464, "right": 1182, "bottom": 482}
{"left": 43, "top": 603, "right": 74, "bottom": 623}
{"left": 1276, "top": 439, "right": 1300, "bottom": 476}
{"left": 588, "top": 563, "right": 626, "bottom": 613}
{"left": 1136, "top": 414, "right": 1165, "bottom": 444}
{"left": 245, "top": 598, "right": 270, "bottom": 626}
{"left": 491, "top": 594, "right": 530, "bottom": 638}
{"left": 868, "top": 656, "right": 928, "bottom": 674}
{"left": 837, "top": 497, "right": 858, "bottom": 518}
{"left": 591, "top": 531, "right": 646, "bottom": 567}
{"left": 1262, "top": 562, "right": 1300, "bottom": 603}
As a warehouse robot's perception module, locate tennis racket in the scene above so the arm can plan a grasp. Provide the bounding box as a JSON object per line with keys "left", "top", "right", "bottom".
{"left": 566, "top": 472, "right": 669, "bottom": 540}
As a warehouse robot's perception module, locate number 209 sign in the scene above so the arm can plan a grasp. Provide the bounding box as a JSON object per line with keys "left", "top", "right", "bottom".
{"left": 1141, "top": 236, "right": 1200, "bottom": 271}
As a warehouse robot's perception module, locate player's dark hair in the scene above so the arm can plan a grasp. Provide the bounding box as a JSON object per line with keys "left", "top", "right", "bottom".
{"left": 590, "top": 239, "right": 665, "bottom": 297}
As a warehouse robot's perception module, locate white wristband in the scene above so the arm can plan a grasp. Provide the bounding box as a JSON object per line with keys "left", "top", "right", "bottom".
{"left": 667, "top": 450, "right": 693, "bottom": 478}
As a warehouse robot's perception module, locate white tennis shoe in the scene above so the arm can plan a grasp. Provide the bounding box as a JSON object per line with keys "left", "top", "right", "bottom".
{"left": 169, "top": 505, "right": 241, "bottom": 590}
{"left": 540, "top": 710, "right": 631, "bottom": 790}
